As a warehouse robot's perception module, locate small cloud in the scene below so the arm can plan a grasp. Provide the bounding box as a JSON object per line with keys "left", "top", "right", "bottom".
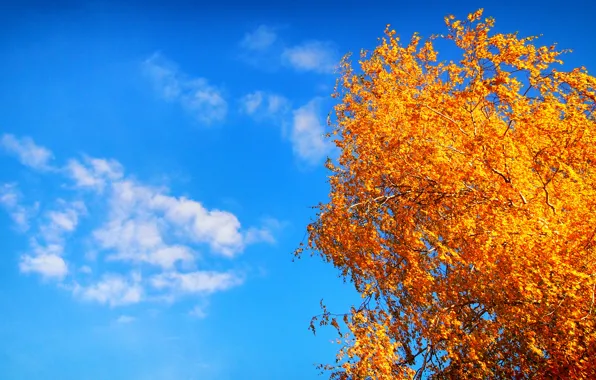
{"left": 240, "top": 25, "right": 277, "bottom": 51}
{"left": 0, "top": 184, "right": 19, "bottom": 208}
{"left": 245, "top": 227, "right": 275, "bottom": 245}
{"left": 189, "top": 305, "right": 208, "bottom": 319}
{"left": 14, "top": 199, "right": 87, "bottom": 281}
{"left": 240, "top": 91, "right": 264, "bottom": 115}
{"left": 1, "top": 134, "right": 54, "bottom": 170}
{"left": 267, "top": 94, "right": 290, "bottom": 114}
{"left": 239, "top": 91, "right": 290, "bottom": 121}
{"left": 150, "top": 270, "right": 243, "bottom": 295}
{"left": 20, "top": 254, "right": 68, "bottom": 280}
{"left": 282, "top": 41, "right": 339, "bottom": 74}
{"left": 29, "top": 199, "right": 87, "bottom": 267}
{"left": 245, "top": 217, "right": 284, "bottom": 245}
{"left": 0, "top": 183, "right": 36, "bottom": 231}
{"left": 291, "top": 99, "right": 333, "bottom": 164}
{"left": 66, "top": 160, "right": 103, "bottom": 189}
{"left": 74, "top": 273, "right": 143, "bottom": 307}
{"left": 143, "top": 53, "right": 227, "bottom": 125}
{"left": 237, "top": 25, "right": 285, "bottom": 71}
{"left": 116, "top": 315, "right": 136, "bottom": 324}
{"left": 65, "top": 157, "right": 123, "bottom": 191}
{"left": 47, "top": 201, "right": 85, "bottom": 232}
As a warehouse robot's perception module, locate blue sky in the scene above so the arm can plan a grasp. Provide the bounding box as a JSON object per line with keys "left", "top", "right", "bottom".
{"left": 0, "top": 1, "right": 594, "bottom": 379}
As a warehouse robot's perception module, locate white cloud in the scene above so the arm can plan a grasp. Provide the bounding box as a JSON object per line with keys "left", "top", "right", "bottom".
{"left": 116, "top": 315, "right": 136, "bottom": 324}
{"left": 144, "top": 53, "right": 227, "bottom": 124}
{"left": 38, "top": 200, "right": 86, "bottom": 243}
{"left": 291, "top": 99, "right": 333, "bottom": 164}
{"left": 66, "top": 160, "right": 101, "bottom": 188}
{"left": 95, "top": 216, "right": 195, "bottom": 270}
{"left": 238, "top": 92, "right": 332, "bottom": 165}
{"left": 240, "top": 25, "right": 277, "bottom": 51}
{"left": 282, "top": 41, "right": 339, "bottom": 74}
{"left": 149, "top": 246, "right": 195, "bottom": 269}
{"left": 91, "top": 179, "right": 255, "bottom": 266}
{"left": 75, "top": 273, "right": 143, "bottom": 307}
{"left": 148, "top": 189, "right": 246, "bottom": 256}
{"left": 1, "top": 134, "right": 54, "bottom": 170}
{"left": 151, "top": 270, "right": 243, "bottom": 295}
{"left": 47, "top": 204, "right": 84, "bottom": 232}
{"left": 2, "top": 135, "right": 278, "bottom": 309}
{"left": 20, "top": 254, "right": 68, "bottom": 279}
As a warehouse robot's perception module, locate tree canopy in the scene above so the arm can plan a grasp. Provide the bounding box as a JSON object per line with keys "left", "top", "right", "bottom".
{"left": 299, "top": 9, "right": 596, "bottom": 379}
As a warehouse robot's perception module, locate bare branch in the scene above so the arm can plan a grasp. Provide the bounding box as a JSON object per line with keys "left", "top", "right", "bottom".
{"left": 490, "top": 167, "right": 511, "bottom": 183}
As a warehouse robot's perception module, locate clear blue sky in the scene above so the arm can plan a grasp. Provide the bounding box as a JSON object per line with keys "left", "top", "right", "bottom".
{"left": 0, "top": 1, "right": 594, "bottom": 379}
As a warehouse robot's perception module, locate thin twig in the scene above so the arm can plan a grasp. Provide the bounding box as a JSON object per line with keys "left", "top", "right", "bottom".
{"left": 519, "top": 191, "right": 528, "bottom": 205}
{"left": 423, "top": 104, "right": 469, "bottom": 136}
{"left": 580, "top": 283, "right": 596, "bottom": 320}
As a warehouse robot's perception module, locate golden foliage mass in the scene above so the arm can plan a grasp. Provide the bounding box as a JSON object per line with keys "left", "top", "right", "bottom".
{"left": 299, "top": 9, "right": 596, "bottom": 379}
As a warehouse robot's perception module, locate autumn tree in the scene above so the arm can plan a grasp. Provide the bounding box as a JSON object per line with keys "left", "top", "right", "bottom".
{"left": 297, "top": 9, "right": 596, "bottom": 379}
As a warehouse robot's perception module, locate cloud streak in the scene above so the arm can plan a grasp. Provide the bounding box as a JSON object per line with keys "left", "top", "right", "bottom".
{"left": 240, "top": 25, "right": 277, "bottom": 51}
{"left": 1, "top": 134, "right": 54, "bottom": 170}
{"left": 282, "top": 41, "right": 339, "bottom": 74}
{"left": 238, "top": 25, "right": 339, "bottom": 75}
{"left": 144, "top": 53, "right": 227, "bottom": 125}
{"left": 0, "top": 183, "right": 36, "bottom": 231}
{"left": 239, "top": 91, "right": 290, "bottom": 121}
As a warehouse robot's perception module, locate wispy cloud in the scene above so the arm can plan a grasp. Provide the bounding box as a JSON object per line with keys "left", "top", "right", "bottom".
{"left": 65, "top": 156, "right": 123, "bottom": 191}
{"left": 239, "top": 91, "right": 290, "bottom": 121}
{"left": 238, "top": 26, "right": 340, "bottom": 75}
{"left": 20, "top": 199, "right": 86, "bottom": 279}
{"left": 115, "top": 315, "right": 136, "bottom": 324}
{"left": 0, "top": 183, "right": 36, "bottom": 231}
{"left": 240, "top": 25, "right": 277, "bottom": 51}
{"left": 74, "top": 273, "right": 143, "bottom": 307}
{"left": 189, "top": 305, "right": 208, "bottom": 319}
{"left": 237, "top": 25, "right": 283, "bottom": 70}
{"left": 143, "top": 52, "right": 227, "bottom": 125}
{"left": 1, "top": 134, "right": 54, "bottom": 170}
{"left": 290, "top": 99, "right": 333, "bottom": 165}
{"left": 1, "top": 135, "right": 279, "bottom": 308}
{"left": 150, "top": 270, "right": 243, "bottom": 295}
{"left": 282, "top": 41, "right": 339, "bottom": 74}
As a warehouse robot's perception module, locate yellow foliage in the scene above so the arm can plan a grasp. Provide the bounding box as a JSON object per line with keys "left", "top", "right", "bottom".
{"left": 300, "top": 9, "right": 596, "bottom": 379}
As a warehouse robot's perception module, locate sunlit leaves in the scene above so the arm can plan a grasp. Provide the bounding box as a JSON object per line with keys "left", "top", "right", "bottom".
{"left": 301, "top": 9, "right": 596, "bottom": 379}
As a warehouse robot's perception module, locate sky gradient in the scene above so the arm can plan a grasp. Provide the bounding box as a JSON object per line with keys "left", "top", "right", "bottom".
{"left": 1, "top": 1, "right": 595, "bottom": 379}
